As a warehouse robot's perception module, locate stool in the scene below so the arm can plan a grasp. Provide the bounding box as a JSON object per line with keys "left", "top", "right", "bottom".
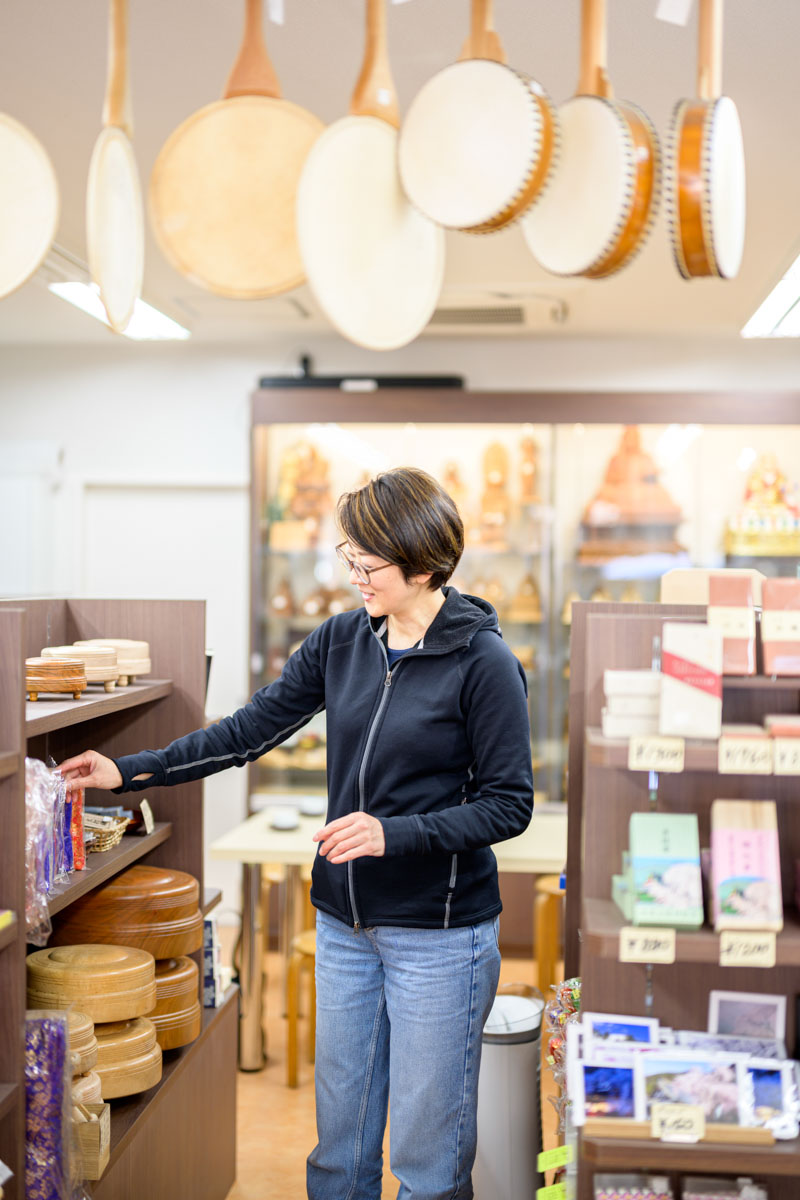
{"left": 287, "top": 929, "right": 316, "bottom": 1088}
{"left": 534, "top": 874, "right": 563, "bottom": 995}
{"left": 260, "top": 863, "right": 287, "bottom": 954}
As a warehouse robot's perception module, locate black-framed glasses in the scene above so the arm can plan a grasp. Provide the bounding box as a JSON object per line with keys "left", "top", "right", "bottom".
{"left": 336, "top": 543, "right": 394, "bottom": 587}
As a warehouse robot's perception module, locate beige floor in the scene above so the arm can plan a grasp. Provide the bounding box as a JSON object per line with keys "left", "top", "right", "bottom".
{"left": 223, "top": 938, "right": 559, "bottom": 1200}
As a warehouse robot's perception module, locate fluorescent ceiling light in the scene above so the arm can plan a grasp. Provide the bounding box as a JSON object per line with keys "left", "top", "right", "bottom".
{"left": 740, "top": 251, "right": 800, "bottom": 339}
{"left": 48, "top": 281, "right": 190, "bottom": 341}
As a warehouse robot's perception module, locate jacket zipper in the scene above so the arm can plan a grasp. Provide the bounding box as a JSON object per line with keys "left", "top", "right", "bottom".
{"left": 348, "top": 640, "right": 394, "bottom": 930}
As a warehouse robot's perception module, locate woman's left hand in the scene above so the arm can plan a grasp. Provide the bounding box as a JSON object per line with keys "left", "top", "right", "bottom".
{"left": 313, "top": 812, "right": 385, "bottom": 864}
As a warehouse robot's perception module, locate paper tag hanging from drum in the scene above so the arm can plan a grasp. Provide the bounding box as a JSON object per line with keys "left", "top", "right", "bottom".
{"left": 267, "top": 0, "right": 284, "bottom": 23}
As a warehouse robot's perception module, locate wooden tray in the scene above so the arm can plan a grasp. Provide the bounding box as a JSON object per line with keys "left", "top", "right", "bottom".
{"left": 151, "top": 956, "right": 202, "bottom": 1049}
{"left": 94, "top": 1017, "right": 162, "bottom": 1098}
{"left": 26, "top": 944, "right": 157, "bottom": 1023}
{"left": 50, "top": 865, "right": 203, "bottom": 958}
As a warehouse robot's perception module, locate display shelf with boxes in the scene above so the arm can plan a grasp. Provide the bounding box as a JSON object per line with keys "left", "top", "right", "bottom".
{"left": 567, "top": 599, "right": 800, "bottom": 1199}
{"left": 0, "top": 597, "right": 236, "bottom": 1200}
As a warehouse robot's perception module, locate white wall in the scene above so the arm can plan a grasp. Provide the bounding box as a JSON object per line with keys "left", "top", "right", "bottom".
{"left": 2, "top": 331, "right": 800, "bottom": 919}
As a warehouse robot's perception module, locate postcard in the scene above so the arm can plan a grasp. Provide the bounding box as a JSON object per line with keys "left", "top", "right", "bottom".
{"left": 572, "top": 1055, "right": 644, "bottom": 1126}
{"left": 708, "top": 990, "right": 786, "bottom": 1040}
{"left": 637, "top": 1052, "right": 748, "bottom": 1125}
{"left": 583, "top": 1012, "right": 659, "bottom": 1054}
{"left": 746, "top": 1059, "right": 799, "bottom": 1138}
{"left": 676, "top": 1030, "right": 787, "bottom": 1060}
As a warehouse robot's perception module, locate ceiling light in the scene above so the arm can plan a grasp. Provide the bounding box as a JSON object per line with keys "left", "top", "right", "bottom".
{"left": 740, "top": 252, "right": 800, "bottom": 339}
{"left": 48, "top": 281, "right": 190, "bottom": 341}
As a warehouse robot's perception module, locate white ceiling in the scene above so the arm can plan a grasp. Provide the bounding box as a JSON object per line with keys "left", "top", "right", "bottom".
{"left": 1, "top": 0, "right": 797, "bottom": 346}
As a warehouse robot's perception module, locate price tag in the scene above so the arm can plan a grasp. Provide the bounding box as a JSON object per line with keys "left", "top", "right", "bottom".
{"left": 708, "top": 606, "right": 756, "bottom": 638}
{"left": 762, "top": 611, "right": 800, "bottom": 641}
{"left": 139, "top": 798, "right": 155, "bottom": 835}
{"left": 619, "top": 926, "right": 676, "bottom": 964}
{"left": 627, "top": 736, "right": 685, "bottom": 773}
{"left": 536, "top": 1186, "right": 566, "bottom": 1200}
{"left": 537, "top": 1145, "right": 573, "bottom": 1172}
{"left": 719, "top": 929, "right": 776, "bottom": 968}
{"left": 774, "top": 738, "right": 800, "bottom": 776}
{"left": 651, "top": 1102, "right": 705, "bottom": 1143}
{"left": 718, "top": 736, "right": 773, "bottom": 775}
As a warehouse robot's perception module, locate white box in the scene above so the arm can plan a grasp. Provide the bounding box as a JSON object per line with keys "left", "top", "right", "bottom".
{"left": 605, "top": 695, "right": 660, "bottom": 718}
{"left": 659, "top": 622, "right": 723, "bottom": 740}
{"left": 603, "top": 670, "right": 662, "bottom": 698}
{"left": 602, "top": 710, "right": 661, "bottom": 739}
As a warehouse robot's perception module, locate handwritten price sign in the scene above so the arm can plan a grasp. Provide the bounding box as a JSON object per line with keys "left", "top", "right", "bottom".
{"left": 774, "top": 738, "right": 800, "bottom": 776}
{"left": 718, "top": 736, "right": 773, "bottom": 775}
{"left": 537, "top": 1146, "right": 573, "bottom": 1172}
{"left": 651, "top": 1102, "right": 705, "bottom": 1143}
{"left": 627, "top": 736, "right": 685, "bottom": 773}
{"left": 619, "top": 926, "right": 676, "bottom": 964}
{"left": 719, "top": 930, "right": 776, "bottom": 968}
{"left": 536, "top": 1185, "right": 566, "bottom": 1200}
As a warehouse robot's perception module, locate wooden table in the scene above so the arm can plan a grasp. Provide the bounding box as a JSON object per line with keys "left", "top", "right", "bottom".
{"left": 210, "top": 797, "right": 567, "bottom": 1071}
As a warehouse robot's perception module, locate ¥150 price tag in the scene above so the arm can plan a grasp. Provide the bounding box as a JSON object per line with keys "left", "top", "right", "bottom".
{"left": 719, "top": 930, "right": 777, "bottom": 968}
{"left": 651, "top": 1102, "right": 705, "bottom": 1143}
{"left": 627, "top": 736, "right": 685, "bottom": 773}
{"left": 536, "top": 1185, "right": 566, "bottom": 1200}
{"left": 773, "top": 738, "right": 800, "bottom": 776}
{"left": 718, "top": 736, "right": 773, "bottom": 775}
{"left": 537, "top": 1145, "right": 573, "bottom": 1172}
{"left": 619, "top": 926, "right": 676, "bottom": 964}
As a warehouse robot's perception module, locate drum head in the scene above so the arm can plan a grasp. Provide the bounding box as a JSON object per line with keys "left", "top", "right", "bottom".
{"left": 87, "top": 128, "right": 144, "bottom": 332}
{"left": 0, "top": 113, "right": 59, "bottom": 299}
{"left": 398, "top": 60, "right": 543, "bottom": 230}
{"left": 707, "top": 97, "right": 745, "bottom": 279}
{"left": 150, "top": 96, "right": 324, "bottom": 298}
{"left": 298, "top": 118, "right": 444, "bottom": 349}
{"left": 522, "top": 96, "right": 632, "bottom": 277}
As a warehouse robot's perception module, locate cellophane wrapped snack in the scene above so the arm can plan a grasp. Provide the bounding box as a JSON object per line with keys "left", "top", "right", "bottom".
{"left": 24, "top": 1010, "right": 72, "bottom": 1200}
{"left": 24, "top": 759, "right": 55, "bottom": 946}
{"left": 70, "top": 787, "right": 85, "bottom": 872}
{"left": 544, "top": 976, "right": 582, "bottom": 1135}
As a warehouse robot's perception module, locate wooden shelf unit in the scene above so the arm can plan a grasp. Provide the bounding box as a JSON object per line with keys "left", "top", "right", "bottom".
{"left": 567, "top": 601, "right": 800, "bottom": 1200}
{"left": 0, "top": 598, "right": 236, "bottom": 1200}
{"left": 0, "top": 919, "right": 18, "bottom": 955}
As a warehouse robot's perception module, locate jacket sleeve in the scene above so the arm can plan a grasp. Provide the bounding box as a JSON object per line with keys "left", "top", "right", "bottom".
{"left": 112, "top": 623, "right": 327, "bottom": 792}
{"left": 379, "top": 633, "right": 534, "bottom": 856}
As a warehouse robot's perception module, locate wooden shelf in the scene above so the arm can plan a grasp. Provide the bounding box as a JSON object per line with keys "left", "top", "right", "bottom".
{"left": 25, "top": 679, "right": 172, "bottom": 737}
{"left": 202, "top": 887, "right": 222, "bottom": 916}
{"left": 586, "top": 727, "right": 719, "bottom": 770}
{"left": 105, "top": 985, "right": 238, "bottom": 1167}
{"left": 47, "top": 823, "right": 172, "bottom": 917}
{"left": 581, "top": 1129, "right": 800, "bottom": 1176}
{"left": 0, "top": 915, "right": 17, "bottom": 953}
{"left": 724, "top": 675, "right": 800, "bottom": 690}
{"left": 0, "top": 750, "right": 18, "bottom": 781}
{"left": 0, "top": 1082, "right": 17, "bottom": 1123}
{"left": 583, "top": 898, "right": 800, "bottom": 965}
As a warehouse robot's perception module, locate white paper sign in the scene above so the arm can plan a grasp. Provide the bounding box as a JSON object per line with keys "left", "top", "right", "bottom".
{"left": 651, "top": 1102, "right": 705, "bottom": 1142}
{"left": 628, "top": 736, "right": 685, "bottom": 773}
{"left": 718, "top": 736, "right": 773, "bottom": 775}
{"left": 619, "top": 926, "right": 676, "bottom": 964}
{"left": 774, "top": 738, "right": 800, "bottom": 775}
{"left": 719, "top": 930, "right": 777, "bottom": 969}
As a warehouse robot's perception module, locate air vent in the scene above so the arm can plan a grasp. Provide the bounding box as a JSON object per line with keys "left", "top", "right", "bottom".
{"left": 429, "top": 305, "right": 526, "bottom": 327}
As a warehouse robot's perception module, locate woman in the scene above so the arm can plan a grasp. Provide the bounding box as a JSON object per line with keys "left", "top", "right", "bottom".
{"left": 59, "top": 466, "right": 534, "bottom": 1200}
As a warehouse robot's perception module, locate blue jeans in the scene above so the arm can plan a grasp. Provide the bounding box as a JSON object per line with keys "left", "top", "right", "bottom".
{"left": 307, "top": 910, "right": 501, "bottom": 1200}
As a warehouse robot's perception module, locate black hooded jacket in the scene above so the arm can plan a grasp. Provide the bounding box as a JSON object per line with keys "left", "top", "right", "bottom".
{"left": 114, "top": 588, "right": 534, "bottom": 929}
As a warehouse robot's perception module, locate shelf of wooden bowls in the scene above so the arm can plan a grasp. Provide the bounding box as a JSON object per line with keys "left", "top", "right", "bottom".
{"left": 26, "top": 944, "right": 157, "bottom": 1023}
{"left": 151, "top": 956, "right": 202, "bottom": 1050}
{"left": 40, "top": 644, "right": 120, "bottom": 692}
{"left": 25, "top": 656, "right": 87, "bottom": 702}
{"left": 94, "top": 1017, "right": 162, "bottom": 1099}
{"left": 49, "top": 864, "right": 204, "bottom": 958}
{"left": 72, "top": 1070, "right": 103, "bottom": 1106}
{"left": 68, "top": 1009, "right": 98, "bottom": 1076}
{"left": 74, "top": 638, "right": 151, "bottom": 686}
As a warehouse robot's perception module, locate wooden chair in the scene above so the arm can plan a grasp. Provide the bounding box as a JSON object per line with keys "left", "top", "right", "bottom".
{"left": 534, "top": 874, "right": 564, "bottom": 995}
{"left": 286, "top": 928, "right": 316, "bottom": 1088}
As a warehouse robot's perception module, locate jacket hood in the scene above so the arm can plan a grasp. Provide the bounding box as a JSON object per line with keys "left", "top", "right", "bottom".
{"left": 369, "top": 586, "right": 499, "bottom": 653}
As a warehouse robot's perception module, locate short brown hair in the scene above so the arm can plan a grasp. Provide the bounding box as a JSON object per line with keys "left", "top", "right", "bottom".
{"left": 337, "top": 467, "right": 464, "bottom": 591}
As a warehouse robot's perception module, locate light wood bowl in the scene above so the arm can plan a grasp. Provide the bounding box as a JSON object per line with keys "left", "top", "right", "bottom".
{"left": 93, "top": 1017, "right": 162, "bottom": 1098}
{"left": 26, "top": 944, "right": 157, "bottom": 1023}
{"left": 151, "top": 956, "right": 202, "bottom": 1049}
{"left": 50, "top": 865, "right": 204, "bottom": 959}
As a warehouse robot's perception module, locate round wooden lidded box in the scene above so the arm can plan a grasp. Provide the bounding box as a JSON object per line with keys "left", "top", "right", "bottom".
{"left": 26, "top": 944, "right": 157, "bottom": 1023}
{"left": 68, "top": 1009, "right": 98, "bottom": 1076}
{"left": 151, "top": 956, "right": 202, "bottom": 1050}
{"left": 41, "top": 644, "right": 120, "bottom": 692}
{"left": 72, "top": 1070, "right": 103, "bottom": 1105}
{"left": 74, "top": 638, "right": 151, "bottom": 685}
{"left": 94, "top": 1017, "right": 163, "bottom": 1098}
{"left": 50, "top": 865, "right": 203, "bottom": 959}
{"left": 25, "top": 657, "right": 87, "bottom": 702}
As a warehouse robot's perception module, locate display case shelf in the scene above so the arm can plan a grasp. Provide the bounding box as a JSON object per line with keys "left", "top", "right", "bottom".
{"left": 586, "top": 727, "right": 719, "bottom": 770}
{"left": 0, "top": 1082, "right": 17, "bottom": 1123}
{"left": 47, "top": 823, "right": 172, "bottom": 917}
{"left": 0, "top": 750, "right": 18, "bottom": 781}
{"left": 25, "top": 679, "right": 173, "bottom": 736}
{"left": 580, "top": 1128, "right": 800, "bottom": 1176}
{"left": 583, "top": 898, "right": 800, "bottom": 965}
{"left": 0, "top": 915, "right": 17, "bottom": 953}
{"left": 723, "top": 676, "right": 800, "bottom": 690}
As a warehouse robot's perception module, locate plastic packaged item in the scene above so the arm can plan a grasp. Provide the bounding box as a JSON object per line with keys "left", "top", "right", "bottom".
{"left": 681, "top": 1180, "right": 768, "bottom": 1200}
{"left": 24, "top": 1010, "right": 73, "bottom": 1200}
{"left": 71, "top": 788, "right": 85, "bottom": 872}
{"left": 594, "top": 1175, "right": 673, "bottom": 1200}
{"left": 543, "top": 976, "right": 581, "bottom": 1133}
{"left": 24, "top": 759, "right": 54, "bottom": 946}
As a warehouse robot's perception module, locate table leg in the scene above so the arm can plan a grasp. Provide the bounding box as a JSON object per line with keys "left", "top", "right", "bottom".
{"left": 238, "top": 862, "right": 267, "bottom": 1071}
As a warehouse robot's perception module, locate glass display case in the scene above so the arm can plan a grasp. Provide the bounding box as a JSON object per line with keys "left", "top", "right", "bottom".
{"left": 250, "top": 390, "right": 800, "bottom": 813}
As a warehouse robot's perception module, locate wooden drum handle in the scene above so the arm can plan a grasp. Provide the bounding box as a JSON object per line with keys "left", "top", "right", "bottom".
{"left": 458, "top": 0, "right": 506, "bottom": 65}
{"left": 350, "top": 0, "right": 399, "bottom": 127}
{"left": 224, "top": 0, "right": 282, "bottom": 100}
{"left": 104, "top": 0, "right": 132, "bottom": 134}
{"left": 697, "top": 0, "right": 723, "bottom": 100}
{"left": 578, "top": 0, "right": 613, "bottom": 98}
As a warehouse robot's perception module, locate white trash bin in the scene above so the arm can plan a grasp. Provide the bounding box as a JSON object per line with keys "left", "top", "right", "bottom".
{"left": 473, "top": 984, "right": 545, "bottom": 1200}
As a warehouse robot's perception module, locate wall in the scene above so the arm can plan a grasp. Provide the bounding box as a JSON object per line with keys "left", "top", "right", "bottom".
{"left": 1, "top": 331, "right": 800, "bottom": 919}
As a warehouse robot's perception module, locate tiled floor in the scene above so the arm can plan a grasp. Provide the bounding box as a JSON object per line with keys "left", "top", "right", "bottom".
{"left": 223, "top": 940, "right": 559, "bottom": 1200}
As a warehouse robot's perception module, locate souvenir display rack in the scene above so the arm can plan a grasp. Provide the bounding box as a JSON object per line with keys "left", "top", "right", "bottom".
{"left": 566, "top": 600, "right": 800, "bottom": 1198}
{"left": 0, "top": 597, "right": 236, "bottom": 1200}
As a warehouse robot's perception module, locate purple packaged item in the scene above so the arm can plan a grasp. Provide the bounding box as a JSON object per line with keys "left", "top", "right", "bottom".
{"left": 25, "top": 1011, "right": 70, "bottom": 1200}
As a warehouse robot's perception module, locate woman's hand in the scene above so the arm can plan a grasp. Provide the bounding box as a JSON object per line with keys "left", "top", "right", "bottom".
{"left": 57, "top": 751, "right": 123, "bottom": 793}
{"left": 313, "top": 812, "right": 385, "bottom": 865}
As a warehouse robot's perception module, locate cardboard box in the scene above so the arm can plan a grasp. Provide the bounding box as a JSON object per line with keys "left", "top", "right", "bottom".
{"left": 762, "top": 578, "right": 800, "bottom": 676}
{"left": 659, "top": 622, "right": 723, "bottom": 740}
{"left": 708, "top": 573, "right": 756, "bottom": 676}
